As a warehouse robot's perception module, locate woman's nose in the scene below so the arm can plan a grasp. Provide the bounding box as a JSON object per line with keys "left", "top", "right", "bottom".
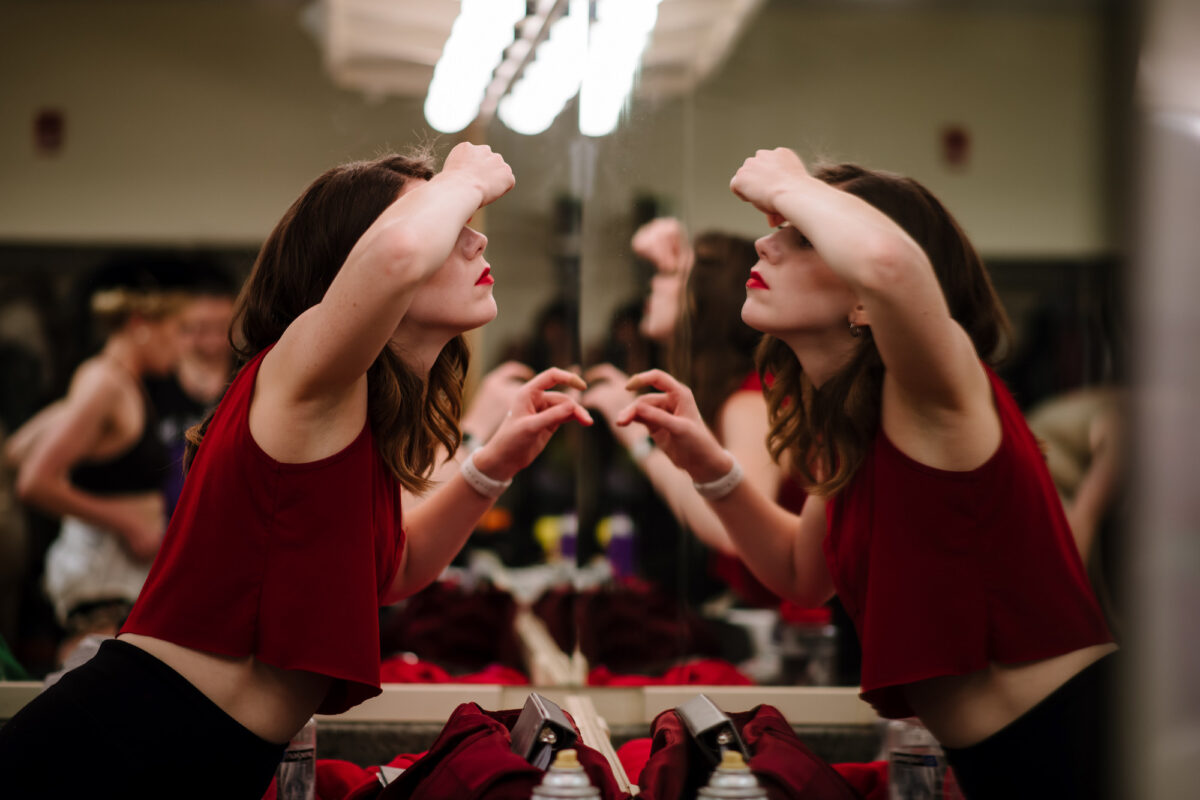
{"left": 464, "top": 228, "right": 487, "bottom": 259}
{"left": 754, "top": 234, "right": 774, "bottom": 262}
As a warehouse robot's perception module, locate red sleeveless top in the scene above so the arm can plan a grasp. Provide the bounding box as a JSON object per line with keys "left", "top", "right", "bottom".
{"left": 122, "top": 346, "right": 405, "bottom": 714}
{"left": 824, "top": 365, "right": 1111, "bottom": 719}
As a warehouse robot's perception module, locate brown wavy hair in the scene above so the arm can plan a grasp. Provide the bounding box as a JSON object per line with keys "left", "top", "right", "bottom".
{"left": 674, "top": 231, "right": 762, "bottom": 427}
{"left": 757, "top": 164, "right": 1011, "bottom": 496}
{"left": 185, "top": 152, "right": 470, "bottom": 494}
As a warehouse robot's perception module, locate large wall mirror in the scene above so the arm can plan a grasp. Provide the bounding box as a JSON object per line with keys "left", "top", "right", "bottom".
{"left": 0, "top": 0, "right": 1129, "bottom": 698}
{"left": 571, "top": 0, "right": 1129, "bottom": 689}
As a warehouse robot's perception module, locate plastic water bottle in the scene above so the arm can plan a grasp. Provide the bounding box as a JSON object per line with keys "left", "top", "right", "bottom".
{"left": 531, "top": 748, "right": 601, "bottom": 799}
{"left": 776, "top": 605, "right": 837, "bottom": 686}
{"left": 275, "top": 716, "right": 317, "bottom": 800}
{"left": 886, "top": 718, "right": 963, "bottom": 800}
{"left": 696, "top": 750, "right": 767, "bottom": 799}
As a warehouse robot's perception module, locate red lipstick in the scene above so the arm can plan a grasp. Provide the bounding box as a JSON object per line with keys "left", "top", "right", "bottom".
{"left": 475, "top": 267, "right": 494, "bottom": 286}
{"left": 746, "top": 270, "right": 769, "bottom": 290}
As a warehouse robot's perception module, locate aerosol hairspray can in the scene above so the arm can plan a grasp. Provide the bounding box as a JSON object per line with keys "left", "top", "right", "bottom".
{"left": 696, "top": 750, "right": 768, "bottom": 799}
{"left": 275, "top": 716, "right": 317, "bottom": 800}
{"left": 531, "top": 748, "right": 601, "bottom": 799}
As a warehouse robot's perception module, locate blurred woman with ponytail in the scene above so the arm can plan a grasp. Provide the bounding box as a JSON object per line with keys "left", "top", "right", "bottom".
{"left": 8, "top": 278, "right": 185, "bottom": 660}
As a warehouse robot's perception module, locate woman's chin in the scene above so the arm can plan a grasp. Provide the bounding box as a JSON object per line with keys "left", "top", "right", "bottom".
{"left": 739, "top": 305, "right": 774, "bottom": 336}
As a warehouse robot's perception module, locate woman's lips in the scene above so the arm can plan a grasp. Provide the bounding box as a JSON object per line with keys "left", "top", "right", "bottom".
{"left": 746, "top": 270, "right": 769, "bottom": 290}
{"left": 475, "top": 267, "right": 494, "bottom": 286}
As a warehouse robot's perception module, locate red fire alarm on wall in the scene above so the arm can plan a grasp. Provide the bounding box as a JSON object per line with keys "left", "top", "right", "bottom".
{"left": 941, "top": 124, "right": 970, "bottom": 169}
{"left": 34, "top": 108, "right": 66, "bottom": 157}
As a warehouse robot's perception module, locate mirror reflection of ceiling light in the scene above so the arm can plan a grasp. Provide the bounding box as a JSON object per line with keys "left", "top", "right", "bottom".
{"left": 579, "top": 0, "right": 663, "bottom": 137}
{"left": 497, "top": 0, "right": 589, "bottom": 136}
{"left": 304, "top": 0, "right": 765, "bottom": 137}
{"left": 433, "top": 0, "right": 662, "bottom": 137}
{"left": 424, "top": 0, "right": 526, "bottom": 134}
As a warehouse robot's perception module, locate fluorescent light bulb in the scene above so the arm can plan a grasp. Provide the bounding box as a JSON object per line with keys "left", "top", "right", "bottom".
{"left": 425, "top": 0, "right": 525, "bottom": 133}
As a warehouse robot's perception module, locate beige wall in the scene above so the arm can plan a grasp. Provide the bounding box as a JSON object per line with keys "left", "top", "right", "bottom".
{"left": 0, "top": 1, "right": 1114, "bottom": 366}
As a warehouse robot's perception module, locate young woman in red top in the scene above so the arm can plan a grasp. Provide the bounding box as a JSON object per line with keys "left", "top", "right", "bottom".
{"left": 0, "top": 143, "right": 592, "bottom": 798}
{"left": 615, "top": 149, "right": 1115, "bottom": 799}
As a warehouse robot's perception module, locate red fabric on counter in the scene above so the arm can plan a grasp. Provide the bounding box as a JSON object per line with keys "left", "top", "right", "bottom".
{"left": 588, "top": 658, "right": 753, "bottom": 686}
{"left": 379, "top": 581, "right": 524, "bottom": 673}
{"left": 831, "top": 762, "right": 888, "bottom": 800}
{"left": 637, "top": 704, "right": 863, "bottom": 800}
{"left": 616, "top": 738, "right": 885, "bottom": 800}
{"left": 375, "top": 702, "right": 630, "bottom": 800}
{"left": 379, "top": 655, "right": 529, "bottom": 685}
{"left": 535, "top": 582, "right": 726, "bottom": 675}
{"left": 615, "top": 738, "right": 653, "bottom": 786}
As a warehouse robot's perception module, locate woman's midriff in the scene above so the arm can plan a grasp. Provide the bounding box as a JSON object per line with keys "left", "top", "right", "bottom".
{"left": 902, "top": 642, "right": 1118, "bottom": 748}
{"left": 118, "top": 633, "right": 331, "bottom": 744}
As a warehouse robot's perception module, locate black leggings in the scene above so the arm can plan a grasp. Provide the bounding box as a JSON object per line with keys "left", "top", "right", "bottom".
{"left": 0, "top": 638, "right": 285, "bottom": 800}
{"left": 941, "top": 653, "right": 1118, "bottom": 800}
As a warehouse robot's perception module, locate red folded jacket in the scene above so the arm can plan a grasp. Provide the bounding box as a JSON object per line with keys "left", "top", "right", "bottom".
{"left": 379, "top": 654, "right": 529, "bottom": 685}
{"left": 374, "top": 702, "right": 631, "bottom": 800}
{"left": 636, "top": 704, "right": 864, "bottom": 800}
{"left": 588, "top": 658, "right": 753, "bottom": 686}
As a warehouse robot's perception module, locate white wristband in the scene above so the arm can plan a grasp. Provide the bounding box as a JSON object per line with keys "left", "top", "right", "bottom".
{"left": 628, "top": 436, "right": 655, "bottom": 463}
{"left": 692, "top": 454, "right": 744, "bottom": 500}
{"left": 461, "top": 450, "right": 512, "bottom": 499}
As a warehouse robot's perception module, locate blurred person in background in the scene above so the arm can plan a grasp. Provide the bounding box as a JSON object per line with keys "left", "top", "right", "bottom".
{"left": 1026, "top": 385, "right": 1128, "bottom": 637}
{"left": 145, "top": 263, "right": 238, "bottom": 517}
{"left": 6, "top": 274, "right": 185, "bottom": 663}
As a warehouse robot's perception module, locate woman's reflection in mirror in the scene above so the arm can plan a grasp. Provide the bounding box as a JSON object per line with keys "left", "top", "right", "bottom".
{"left": 617, "top": 149, "right": 1116, "bottom": 800}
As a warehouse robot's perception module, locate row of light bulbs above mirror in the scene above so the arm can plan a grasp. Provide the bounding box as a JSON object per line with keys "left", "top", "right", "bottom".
{"left": 304, "top": 0, "right": 766, "bottom": 137}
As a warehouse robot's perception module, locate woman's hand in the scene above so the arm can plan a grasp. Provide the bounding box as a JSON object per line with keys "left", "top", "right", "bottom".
{"left": 460, "top": 361, "right": 536, "bottom": 443}
{"left": 581, "top": 363, "right": 648, "bottom": 449}
{"left": 730, "top": 147, "right": 813, "bottom": 228}
{"left": 471, "top": 367, "right": 592, "bottom": 481}
{"left": 631, "top": 217, "right": 693, "bottom": 273}
{"left": 617, "top": 369, "right": 732, "bottom": 483}
{"left": 439, "top": 142, "right": 516, "bottom": 209}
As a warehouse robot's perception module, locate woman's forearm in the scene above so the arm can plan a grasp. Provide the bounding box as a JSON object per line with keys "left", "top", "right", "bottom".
{"left": 705, "top": 481, "right": 832, "bottom": 607}
{"left": 637, "top": 448, "right": 737, "bottom": 554}
{"left": 385, "top": 469, "right": 496, "bottom": 604}
{"left": 772, "top": 177, "right": 930, "bottom": 294}
{"left": 16, "top": 473, "right": 157, "bottom": 547}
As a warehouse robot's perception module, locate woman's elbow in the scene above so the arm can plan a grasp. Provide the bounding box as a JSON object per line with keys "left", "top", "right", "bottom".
{"left": 855, "top": 237, "right": 927, "bottom": 295}
{"left": 367, "top": 224, "right": 435, "bottom": 288}
{"left": 14, "top": 467, "right": 50, "bottom": 507}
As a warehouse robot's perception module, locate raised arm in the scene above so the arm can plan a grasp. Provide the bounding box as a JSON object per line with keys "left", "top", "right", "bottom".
{"left": 15, "top": 363, "right": 162, "bottom": 560}
{"left": 730, "top": 149, "right": 988, "bottom": 419}
{"left": 616, "top": 369, "right": 834, "bottom": 606}
{"left": 4, "top": 399, "right": 66, "bottom": 468}
{"left": 259, "top": 144, "right": 515, "bottom": 425}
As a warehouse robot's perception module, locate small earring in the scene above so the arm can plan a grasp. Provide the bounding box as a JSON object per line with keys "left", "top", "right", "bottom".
{"left": 849, "top": 321, "right": 862, "bottom": 338}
